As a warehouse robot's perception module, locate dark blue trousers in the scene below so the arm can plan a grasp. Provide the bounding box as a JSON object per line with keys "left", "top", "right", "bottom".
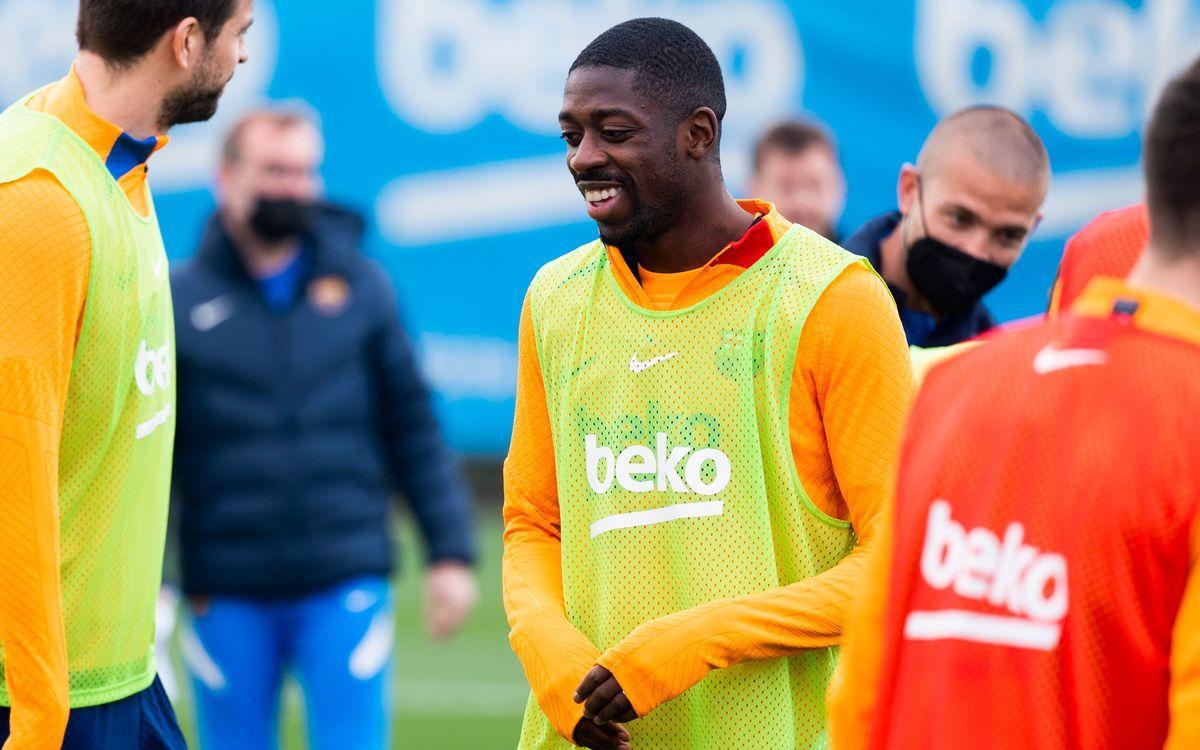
{"left": 0, "top": 676, "right": 185, "bottom": 749}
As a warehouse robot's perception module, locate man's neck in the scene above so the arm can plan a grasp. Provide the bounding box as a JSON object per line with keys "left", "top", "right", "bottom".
{"left": 1127, "top": 246, "right": 1200, "bottom": 312}
{"left": 879, "top": 216, "right": 935, "bottom": 316}
{"left": 630, "top": 188, "right": 753, "bottom": 273}
{"left": 74, "top": 52, "right": 164, "bottom": 140}
{"left": 225, "top": 219, "right": 302, "bottom": 279}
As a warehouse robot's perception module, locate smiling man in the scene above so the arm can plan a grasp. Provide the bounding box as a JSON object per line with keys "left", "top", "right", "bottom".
{"left": 843, "top": 107, "right": 1050, "bottom": 347}
{"left": 502, "top": 17, "right": 914, "bottom": 750}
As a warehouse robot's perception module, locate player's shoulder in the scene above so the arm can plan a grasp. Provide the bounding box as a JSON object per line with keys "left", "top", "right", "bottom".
{"left": 813, "top": 259, "right": 891, "bottom": 308}
{"left": 1071, "top": 204, "right": 1148, "bottom": 245}
{"left": 776, "top": 221, "right": 861, "bottom": 272}
{"left": 0, "top": 169, "right": 89, "bottom": 265}
{"left": 1062, "top": 204, "right": 1148, "bottom": 275}
{"left": 775, "top": 223, "right": 890, "bottom": 322}
{"left": 0, "top": 168, "right": 81, "bottom": 227}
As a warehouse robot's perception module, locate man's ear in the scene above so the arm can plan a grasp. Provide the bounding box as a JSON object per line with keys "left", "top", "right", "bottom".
{"left": 683, "top": 107, "right": 720, "bottom": 161}
{"left": 831, "top": 162, "right": 848, "bottom": 221}
{"left": 215, "top": 161, "right": 233, "bottom": 198}
{"left": 169, "top": 16, "right": 205, "bottom": 71}
{"left": 897, "top": 163, "right": 919, "bottom": 215}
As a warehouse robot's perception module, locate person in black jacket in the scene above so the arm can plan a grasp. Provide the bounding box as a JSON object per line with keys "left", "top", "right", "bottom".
{"left": 170, "top": 108, "right": 477, "bottom": 749}
{"left": 843, "top": 106, "right": 1050, "bottom": 348}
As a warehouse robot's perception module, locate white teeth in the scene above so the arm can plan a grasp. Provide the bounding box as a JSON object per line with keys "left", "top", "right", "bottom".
{"left": 584, "top": 187, "right": 619, "bottom": 203}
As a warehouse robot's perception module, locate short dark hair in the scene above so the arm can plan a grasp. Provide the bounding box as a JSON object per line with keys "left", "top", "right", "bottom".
{"left": 1144, "top": 59, "right": 1200, "bottom": 259}
{"left": 569, "top": 18, "right": 727, "bottom": 123}
{"left": 77, "top": 0, "right": 238, "bottom": 68}
{"left": 752, "top": 119, "right": 838, "bottom": 173}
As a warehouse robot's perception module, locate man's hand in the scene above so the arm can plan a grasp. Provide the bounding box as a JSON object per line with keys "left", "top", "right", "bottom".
{"left": 424, "top": 561, "right": 478, "bottom": 640}
{"left": 574, "top": 666, "right": 638, "bottom": 726}
{"left": 572, "top": 718, "right": 631, "bottom": 750}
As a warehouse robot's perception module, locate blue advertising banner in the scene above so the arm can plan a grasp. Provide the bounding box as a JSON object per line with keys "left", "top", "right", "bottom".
{"left": 3, "top": 0, "right": 1197, "bottom": 453}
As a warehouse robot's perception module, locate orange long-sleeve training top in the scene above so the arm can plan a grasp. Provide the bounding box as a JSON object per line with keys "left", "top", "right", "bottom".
{"left": 0, "top": 67, "right": 162, "bottom": 748}
{"left": 502, "top": 202, "right": 916, "bottom": 740}
{"left": 829, "top": 279, "right": 1200, "bottom": 750}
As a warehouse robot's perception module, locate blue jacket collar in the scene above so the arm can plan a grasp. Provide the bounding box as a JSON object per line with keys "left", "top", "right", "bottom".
{"left": 844, "top": 210, "right": 996, "bottom": 347}
{"left": 196, "top": 202, "right": 366, "bottom": 285}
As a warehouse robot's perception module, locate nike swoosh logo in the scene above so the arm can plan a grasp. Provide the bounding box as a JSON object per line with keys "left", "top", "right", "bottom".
{"left": 1033, "top": 344, "right": 1109, "bottom": 374}
{"left": 151, "top": 255, "right": 165, "bottom": 278}
{"left": 629, "top": 352, "right": 678, "bottom": 373}
{"left": 190, "top": 296, "right": 235, "bottom": 332}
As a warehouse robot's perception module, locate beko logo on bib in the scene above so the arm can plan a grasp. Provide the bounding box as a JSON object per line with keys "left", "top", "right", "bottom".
{"left": 585, "top": 433, "right": 731, "bottom": 496}
{"left": 905, "top": 500, "right": 1069, "bottom": 651}
{"left": 134, "top": 339, "right": 172, "bottom": 396}
{"left": 133, "top": 338, "right": 173, "bottom": 440}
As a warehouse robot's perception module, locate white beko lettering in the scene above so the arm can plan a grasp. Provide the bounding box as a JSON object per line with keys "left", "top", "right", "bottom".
{"left": 133, "top": 338, "right": 173, "bottom": 440}
{"left": 916, "top": 0, "right": 1200, "bottom": 139}
{"left": 134, "top": 339, "right": 172, "bottom": 397}
{"left": 908, "top": 500, "right": 1068, "bottom": 651}
{"left": 586, "top": 433, "right": 731, "bottom": 497}
{"left": 585, "top": 433, "right": 732, "bottom": 537}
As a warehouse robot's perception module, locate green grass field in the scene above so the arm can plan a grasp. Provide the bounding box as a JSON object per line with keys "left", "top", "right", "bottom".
{"left": 169, "top": 510, "right": 529, "bottom": 749}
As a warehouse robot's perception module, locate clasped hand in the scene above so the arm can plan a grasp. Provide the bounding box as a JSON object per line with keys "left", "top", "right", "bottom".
{"left": 571, "top": 665, "right": 638, "bottom": 749}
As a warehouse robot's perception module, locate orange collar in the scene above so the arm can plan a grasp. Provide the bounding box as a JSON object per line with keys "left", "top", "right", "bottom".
{"left": 27, "top": 64, "right": 169, "bottom": 174}
{"left": 1072, "top": 277, "right": 1200, "bottom": 348}
{"left": 606, "top": 199, "right": 793, "bottom": 292}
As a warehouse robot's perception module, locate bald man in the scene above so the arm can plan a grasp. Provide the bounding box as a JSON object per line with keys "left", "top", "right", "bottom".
{"left": 844, "top": 106, "right": 1050, "bottom": 347}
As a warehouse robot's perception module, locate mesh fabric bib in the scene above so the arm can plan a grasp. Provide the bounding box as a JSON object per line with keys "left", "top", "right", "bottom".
{"left": 519, "top": 225, "right": 862, "bottom": 749}
{"left": 0, "top": 94, "right": 175, "bottom": 707}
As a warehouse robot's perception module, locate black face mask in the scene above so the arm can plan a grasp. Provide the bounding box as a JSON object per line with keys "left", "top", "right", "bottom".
{"left": 249, "top": 197, "right": 316, "bottom": 242}
{"left": 905, "top": 236, "right": 1007, "bottom": 318}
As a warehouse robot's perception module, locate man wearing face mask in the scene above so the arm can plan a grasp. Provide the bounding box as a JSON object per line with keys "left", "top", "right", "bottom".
{"left": 844, "top": 106, "right": 1050, "bottom": 348}
{"left": 169, "top": 109, "right": 478, "bottom": 749}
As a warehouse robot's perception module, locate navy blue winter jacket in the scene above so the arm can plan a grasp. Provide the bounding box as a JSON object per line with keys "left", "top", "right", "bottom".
{"left": 171, "top": 206, "right": 474, "bottom": 597}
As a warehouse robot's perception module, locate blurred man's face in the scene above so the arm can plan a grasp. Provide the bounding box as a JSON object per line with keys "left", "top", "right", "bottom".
{"left": 219, "top": 119, "right": 324, "bottom": 229}
{"left": 158, "top": 0, "right": 254, "bottom": 128}
{"left": 750, "top": 145, "right": 845, "bottom": 239}
{"left": 897, "top": 154, "right": 1044, "bottom": 270}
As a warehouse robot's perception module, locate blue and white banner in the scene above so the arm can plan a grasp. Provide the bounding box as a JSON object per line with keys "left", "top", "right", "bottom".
{"left": 3, "top": 0, "right": 1197, "bottom": 453}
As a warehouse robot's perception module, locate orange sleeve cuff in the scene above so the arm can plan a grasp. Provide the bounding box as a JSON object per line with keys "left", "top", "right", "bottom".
{"left": 501, "top": 294, "right": 597, "bottom": 741}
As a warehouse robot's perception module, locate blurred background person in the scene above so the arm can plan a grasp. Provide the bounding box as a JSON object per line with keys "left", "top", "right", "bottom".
{"left": 843, "top": 106, "right": 1050, "bottom": 347}
{"left": 747, "top": 118, "right": 846, "bottom": 241}
{"left": 169, "top": 108, "right": 478, "bottom": 750}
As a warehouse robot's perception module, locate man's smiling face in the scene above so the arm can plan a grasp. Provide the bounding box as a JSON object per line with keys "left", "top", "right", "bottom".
{"left": 558, "top": 66, "right": 688, "bottom": 250}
